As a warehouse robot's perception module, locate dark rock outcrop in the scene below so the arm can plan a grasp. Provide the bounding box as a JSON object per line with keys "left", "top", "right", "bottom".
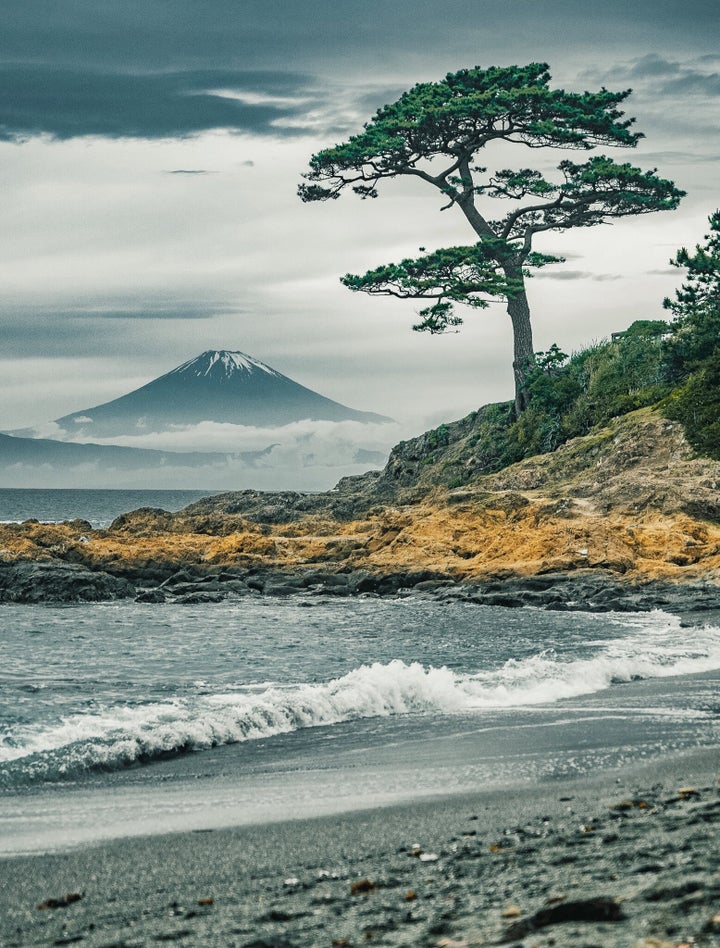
{"left": 0, "top": 561, "right": 134, "bottom": 603}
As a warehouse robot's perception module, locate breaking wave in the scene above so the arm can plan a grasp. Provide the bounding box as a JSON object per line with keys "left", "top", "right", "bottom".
{"left": 3, "top": 616, "right": 719, "bottom": 784}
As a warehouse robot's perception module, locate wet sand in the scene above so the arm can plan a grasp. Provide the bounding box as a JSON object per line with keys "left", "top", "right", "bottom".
{"left": 1, "top": 746, "right": 718, "bottom": 947}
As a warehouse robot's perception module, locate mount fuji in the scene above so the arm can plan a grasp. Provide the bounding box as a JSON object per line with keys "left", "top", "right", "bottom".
{"left": 46, "top": 350, "right": 392, "bottom": 439}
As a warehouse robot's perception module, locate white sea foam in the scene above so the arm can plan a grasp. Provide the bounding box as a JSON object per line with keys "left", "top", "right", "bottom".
{"left": 3, "top": 615, "right": 719, "bottom": 780}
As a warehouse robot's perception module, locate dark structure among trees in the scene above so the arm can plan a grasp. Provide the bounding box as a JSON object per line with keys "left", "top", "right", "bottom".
{"left": 300, "top": 63, "right": 684, "bottom": 413}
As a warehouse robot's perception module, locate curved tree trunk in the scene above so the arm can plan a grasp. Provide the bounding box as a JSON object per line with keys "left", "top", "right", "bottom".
{"left": 454, "top": 192, "right": 536, "bottom": 413}
{"left": 504, "top": 269, "right": 534, "bottom": 415}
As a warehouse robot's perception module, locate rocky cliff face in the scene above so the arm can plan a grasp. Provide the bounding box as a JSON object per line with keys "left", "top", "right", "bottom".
{"left": 3, "top": 407, "right": 720, "bottom": 605}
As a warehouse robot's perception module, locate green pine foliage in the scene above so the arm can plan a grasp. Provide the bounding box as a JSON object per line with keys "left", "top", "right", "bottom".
{"left": 660, "top": 212, "right": 720, "bottom": 457}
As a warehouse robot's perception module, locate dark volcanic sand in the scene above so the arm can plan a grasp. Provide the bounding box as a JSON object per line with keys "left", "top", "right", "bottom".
{"left": 1, "top": 748, "right": 719, "bottom": 947}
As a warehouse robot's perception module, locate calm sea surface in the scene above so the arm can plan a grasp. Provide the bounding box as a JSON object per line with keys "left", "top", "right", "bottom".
{"left": 0, "top": 487, "right": 219, "bottom": 527}
{"left": 1, "top": 597, "right": 719, "bottom": 853}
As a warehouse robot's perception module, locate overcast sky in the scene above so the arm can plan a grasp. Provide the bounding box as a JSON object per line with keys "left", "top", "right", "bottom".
{"left": 1, "top": 0, "right": 718, "bottom": 433}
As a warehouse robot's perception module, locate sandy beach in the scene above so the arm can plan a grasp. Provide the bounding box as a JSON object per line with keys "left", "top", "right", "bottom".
{"left": 1, "top": 745, "right": 718, "bottom": 948}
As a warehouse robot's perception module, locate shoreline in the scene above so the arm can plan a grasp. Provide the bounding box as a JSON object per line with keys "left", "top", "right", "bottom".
{"left": 3, "top": 556, "right": 720, "bottom": 615}
{"left": 2, "top": 746, "right": 719, "bottom": 947}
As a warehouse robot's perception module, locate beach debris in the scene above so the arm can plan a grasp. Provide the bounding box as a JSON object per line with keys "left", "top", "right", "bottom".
{"left": 500, "top": 905, "right": 521, "bottom": 918}
{"left": 197, "top": 896, "right": 214, "bottom": 906}
{"left": 580, "top": 824, "right": 595, "bottom": 833}
{"left": 610, "top": 798, "right": 649, "bottom": 811}
{"left": 350, "top": 879, "right": 376, "bottom": 895}
{"left": 405, "top": 890, "right": 417, "bottom": 902}
{"left": 489, "top": 841, "right": 513, "bottom": 853}
{"left": 677, "top": 786, "right": 700, "bottom": 799}
{"left": 498, "top": 896, "right": 625, "bottom": 942}
{"left": 282, "top": 877, "right": 299, "bottom": 887}
{"left": 419, "top": 851, "right": 439, "bottom": 862}
{"left": 37, "top": 892, "right": 83, "bottom": 910}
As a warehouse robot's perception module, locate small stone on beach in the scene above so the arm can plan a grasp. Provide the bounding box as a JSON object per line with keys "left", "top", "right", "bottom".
{"left": 37, "top": 893, "right": 83, "bottom": 910}
{"left": 350, "top": 879, "right": 376, "bottom": 895}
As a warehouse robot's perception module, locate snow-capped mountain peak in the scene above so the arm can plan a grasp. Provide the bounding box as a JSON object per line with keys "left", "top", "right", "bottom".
{"left": 172, "top": 350, "right": 280, "bottom": 379}
{"left": 42, "top": 348, "right": 392, "bottom": 436}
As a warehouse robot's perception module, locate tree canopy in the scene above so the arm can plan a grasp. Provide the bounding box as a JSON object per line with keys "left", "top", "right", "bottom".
{"left": 663, "top": 210, "right": 720, "bottom": 375}
{"left": 300, "top": 63, "right": 684, "bottom": 413}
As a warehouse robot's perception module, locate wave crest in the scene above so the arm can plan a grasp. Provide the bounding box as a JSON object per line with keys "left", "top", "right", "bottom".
{"left": 3, "top": 617, "right": 720, "bottom": 784}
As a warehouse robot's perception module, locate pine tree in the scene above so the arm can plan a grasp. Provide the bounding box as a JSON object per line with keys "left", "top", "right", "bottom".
{"left": 300, "top": 63, "right": 684, "bottom": 413}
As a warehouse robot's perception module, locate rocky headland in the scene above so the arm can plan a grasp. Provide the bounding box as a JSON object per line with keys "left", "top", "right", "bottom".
{"left": 2, "top": 407, "right": 720, "bottom": 611}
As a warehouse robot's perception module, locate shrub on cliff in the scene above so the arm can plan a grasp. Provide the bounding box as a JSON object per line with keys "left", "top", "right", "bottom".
{"left": 663, "top": 351, "right": 720, "bottom": 459}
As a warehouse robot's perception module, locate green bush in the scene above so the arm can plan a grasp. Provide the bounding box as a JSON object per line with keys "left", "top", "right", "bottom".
{"left": 662, "top": 349, "right": 720, "bottom": 458}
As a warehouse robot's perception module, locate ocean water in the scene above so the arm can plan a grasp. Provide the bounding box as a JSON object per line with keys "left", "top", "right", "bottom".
{"left": 1, "top": 597, "right": 719, "bottom": 854}
{"left": 0, "top": 487, "right": 219, "bottom": 528}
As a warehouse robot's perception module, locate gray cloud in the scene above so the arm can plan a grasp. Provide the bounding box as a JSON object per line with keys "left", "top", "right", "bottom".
{"left": 3, "top": 298, "right": 244, "bottom": 321}
{"left": 661, "top": 70, "right": 720, "bottom": 96}
{"left": 0, "top": 298, "right": 248, "bottom": 362}
{"left": 591, "top": 52, "right": 720, "bottom": 100}
{"left": 0, "top": 67, "right": 319, "bottom": 140}
{"left": 581, "top": 51, "right": 720, "bottom": 155}
{"left": 5, "top": 0, "right": 718, "bottom": 69}
{"left": 535, "top": 271, "right": 623, "bottom": 282}
{"left": 627, "top": 54, "right": 683, "bottom": 79}
{"left": 3, "top": 1, "right": 717, "bottom": 142}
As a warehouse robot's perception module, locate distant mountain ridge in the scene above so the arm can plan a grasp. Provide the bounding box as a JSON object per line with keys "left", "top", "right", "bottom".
{"left": 43, "top": 350, "right": 391, "bottom": 438}
{"left": 0, "top": 432, "right": 229, "bottom": 470}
